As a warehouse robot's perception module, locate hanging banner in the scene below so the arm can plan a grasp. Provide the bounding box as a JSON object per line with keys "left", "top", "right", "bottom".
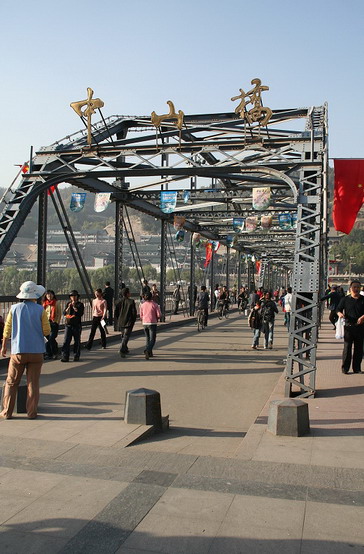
{"left": 183, "top": 190, "right": 190, "bottom": 204}
{"left": 94, "top": 192, "right": 111, "bottom": 213}
{"left": 252, "top": 187, "right": 271, "bottom": 211}
{"left": 192, "top": 232, "right": 201, "bottom": 248}
{"left": 278, "top": 213, "right": 293, "bottom": 230}
{"left": 226, "top": 235, "right": 234, "bottom": 247}
{"left": 291, "top": 213, "right": 297, "bottom": 229}
{"left": 160, "top": 191, "right": 177, "bottom": 214}
{"left": 175, "top": 229, "right": 185, "bottom": 242}
{"left": 173, "top": 215, "right": 186, "bottom": 230}
{"left": 204, "top": 242, "right": 213, "bottom": 267}
{"left": 245, "top": 216, "right": 258, "bottom": 233}
{"left": 233, "top": 217, "right": 245, "bottom": 233}
{"left": 261, "top": 215, "right": 273, "bottom": 229}
{"left": 70, "top": 192, "right": 86, "bottom": 212}
{"left": 255, "top": 261, "right": 261, "bottom": 275}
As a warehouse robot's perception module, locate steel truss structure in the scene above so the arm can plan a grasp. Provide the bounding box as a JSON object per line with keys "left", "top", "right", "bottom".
{"left": 0, "top": 103, "right": 328, "bottom": 397}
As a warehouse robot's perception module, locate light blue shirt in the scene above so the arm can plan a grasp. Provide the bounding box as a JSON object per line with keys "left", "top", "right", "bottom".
{"left": 10, "top": 301, "right": 45, "bottom": 354}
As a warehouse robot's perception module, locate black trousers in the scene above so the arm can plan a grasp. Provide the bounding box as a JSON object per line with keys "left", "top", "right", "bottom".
{"left": 342, "top": 325, "right": 364, "bottom": 373}
{"left": 120, "top": 325, "right": 134, "bottom": 353}
{"left": 62, "top": 325, "right": 81, "bottom": 360}
{"left": 87, "top": 316, "right": 106, "bottom": 348}
{"left": 329, "top": 310, "right": 338, "bottom": 327}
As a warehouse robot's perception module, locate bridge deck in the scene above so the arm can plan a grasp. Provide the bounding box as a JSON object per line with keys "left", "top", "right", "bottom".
{"left": 0, "top": 311, "right": 363, "bottom": 552}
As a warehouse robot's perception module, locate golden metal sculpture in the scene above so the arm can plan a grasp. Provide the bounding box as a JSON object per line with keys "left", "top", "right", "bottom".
{"left": 70, "top": 88, "right": 104, "bottom": 146}
{"left": 231, "top": 78, "right": 272, "bottom": 126}
{"left": 151, "top": 100, "right": 184, "bottom": 130}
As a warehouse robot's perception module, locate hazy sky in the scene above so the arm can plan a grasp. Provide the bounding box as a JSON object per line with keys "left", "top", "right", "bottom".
{"left": 0, "top": 0, "right": 363, "bottom": 187}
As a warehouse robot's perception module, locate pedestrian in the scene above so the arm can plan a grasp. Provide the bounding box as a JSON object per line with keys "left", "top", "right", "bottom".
{"left": 140, "top": 279, "right": 151, "bottom": 302}
{"left": 261, "top": 291, "right": 278, "bottom": 349}
{"left": 238, "top": 286, "right": 248, "bottom": 313}
{"left": 0, "top": 315, "right": 4, "bottom": 343}
{"left": 61, "top": 290, "right": 84, "bottom": 362}
{"left": 0, "top": 281, "right": 50, "bottom": 419}
{"left": 114, "top": 287, "right": 137, "bottom": 358}
{"left": 151, "top": 283, "right": 160, "bottom": 304}
{"left": 173, "top": 284, "right": 181, "bottom": 314}
{"left": 283, "top": 287, "right": 293, "bottom": 330}
{"left": 197, "top": 285, "right": 210, "bottom": 326}
{"left": 336, "top": 280, "right": 364, "bottom": 374}
{"left": 213, "top": 284, "right": 220, "bottom": 311}
{"left": 321, "top": 285, "right": 341, "bottom": 329}
{"left": 103, "top": 281, "right": 114, "bottom": 325}
{"left": 248, "top": 299, "right": 262, "bottom": 349}
{"left": 248, "top": 289, "right": 260, "bottom": 308}
{"left": 139, "top": 291, "right": 161, "bottom": 359}
{"left": 43, "top": 290, "right": 62, "bottom": 359}
{"left": 85, "top": 289, "right": 107, "bottom": 351}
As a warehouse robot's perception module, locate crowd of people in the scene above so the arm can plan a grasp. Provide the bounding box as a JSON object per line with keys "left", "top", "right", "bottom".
{"left": 1, "top": 277, "right": 363, "bottom": 420}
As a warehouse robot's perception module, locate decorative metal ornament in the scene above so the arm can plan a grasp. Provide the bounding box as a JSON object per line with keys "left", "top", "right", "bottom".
{"left": 151, "top": 101, "right": 184, "bottom": 130}
{"left": 231, "top": 78, "right": 272, "bottom": 126}
{"left": 70, "top": 88, "right": 104, "bottom": 147}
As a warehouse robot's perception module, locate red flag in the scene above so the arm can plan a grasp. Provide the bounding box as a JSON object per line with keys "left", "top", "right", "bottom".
{"left": 204, "top": 242, "right": 213, "bottom": 268}
{"left": 333, "top": 159, "right": 364, "bottom": 234}
{"left": 47, "top": 184, "right": 58, "bottom": 196}
{"left": 21, "top": 163, "right": 29, "bottom": 173}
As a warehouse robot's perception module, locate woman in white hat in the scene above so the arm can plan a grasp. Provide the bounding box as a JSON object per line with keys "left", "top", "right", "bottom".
{"left": 0, "top": 281, "right": 50, "bottom": 419}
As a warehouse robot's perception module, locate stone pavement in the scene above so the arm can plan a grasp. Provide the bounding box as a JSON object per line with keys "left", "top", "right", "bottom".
{"left": 0, "top": 311, "right": 363, "bottom": 553}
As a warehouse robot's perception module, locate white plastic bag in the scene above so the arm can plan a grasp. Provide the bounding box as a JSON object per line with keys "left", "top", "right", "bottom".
{"left": 335, "top": 317, "right": 345, "bottom": 340}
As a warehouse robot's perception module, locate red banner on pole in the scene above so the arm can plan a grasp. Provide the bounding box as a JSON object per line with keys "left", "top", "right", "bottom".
{"left": 333, "top": 159, "right": 364, "bottom": 234}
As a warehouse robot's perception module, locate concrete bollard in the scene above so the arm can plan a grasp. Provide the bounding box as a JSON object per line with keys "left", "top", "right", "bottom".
{"left": 268, "top": 398, "right": 310, "bottom": 437}
{"left": 124, "top": 388, "right": 162, "bottom": 430}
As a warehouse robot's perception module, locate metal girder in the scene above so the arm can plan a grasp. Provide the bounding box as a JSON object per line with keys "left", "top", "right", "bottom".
{"left": 0, "top": 106, "right": 327, "bottom": 355}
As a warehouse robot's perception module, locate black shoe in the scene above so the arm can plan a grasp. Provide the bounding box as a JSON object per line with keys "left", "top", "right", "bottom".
{"left": 85, "top": 345, "right": 91, "bottom": 351}
{"left": 144, "top": 350, "right": 150, "bottom": 360}
{"left": 73, "top": 356, "right": 80, "bottom": 362}
{"left": 61, "top": 358, "right": 69, "bottom": 363}
{"left": 342, "top": 370, "right": 349, "bottom": 374}
{"left": 353, "top": 371, "right": 363, "bottom": 374}
{"left": 149, "top": 351, "right": 154, "bottom": 357}
{"left": 119, "top": 351, "right": 126, "bottom": 358}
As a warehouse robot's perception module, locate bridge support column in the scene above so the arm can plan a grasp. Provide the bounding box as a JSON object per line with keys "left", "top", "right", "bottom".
{"left": 160, "top": 220, "right": 167, "bottom": 322}
{"left": 37, "top": 191, "right": 47, "bottom": 286}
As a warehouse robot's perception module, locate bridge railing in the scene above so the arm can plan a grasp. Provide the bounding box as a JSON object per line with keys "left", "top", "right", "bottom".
{"left": 0, "top": 293, "right": 187, "bottom": 327}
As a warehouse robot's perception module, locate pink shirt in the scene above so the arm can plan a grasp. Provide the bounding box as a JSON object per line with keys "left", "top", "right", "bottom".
{"left": 92, "top": 298, "right": 106, "bottom": 317}
{"left": 139, "top": 300, "right": 161, "bottom": 324}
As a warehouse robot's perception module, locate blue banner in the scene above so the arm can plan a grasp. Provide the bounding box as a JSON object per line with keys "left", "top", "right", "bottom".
{"left": 160, "top": 191, "right": 177, "bottom": 214}
{"left": 233, "top": 217, "right": 245, "bottom": 233}
{"left": 70, "top": 192, "right": 86, "bottom": 212}
{"left": 183, "top": 190, "right": 190, "bottom": 204}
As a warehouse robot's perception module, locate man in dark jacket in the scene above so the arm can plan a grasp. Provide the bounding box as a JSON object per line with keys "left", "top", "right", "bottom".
{"left": 197, "top": 285, "right": 210, "bottom": 326}
{"left": 114, "top": 288, "right": 137, "bottom": 358}
{"left": 261, "top": 291, "right": 278, "bottom": 349}
{"left": 337, "top": 280, "right": 364, "bottom": 374}
{"left": 321, "top": 285, "right": 341, "bottom": 329}
{"left": 61, "top": 290, "right": 84, "bottom": 362}
{"left": 103, "top": 282, "right": 114, "bottom": 325}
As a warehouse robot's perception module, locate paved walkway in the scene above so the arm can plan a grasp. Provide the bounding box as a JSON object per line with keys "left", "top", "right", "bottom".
{"left": 0, "top": 311, "right": 363, "bottom": 553}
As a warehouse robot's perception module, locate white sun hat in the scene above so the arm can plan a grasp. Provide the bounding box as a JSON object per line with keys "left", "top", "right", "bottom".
{"left": 16, "top": 281, "right": 46, "bottom": 300}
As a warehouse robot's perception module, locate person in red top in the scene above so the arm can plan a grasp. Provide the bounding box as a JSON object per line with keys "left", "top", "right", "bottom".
{"left": 85, "top": 289, "right": 107, "bottom": 351}
{"left": 139, "top": 291, "right": 161, "bottom": 359}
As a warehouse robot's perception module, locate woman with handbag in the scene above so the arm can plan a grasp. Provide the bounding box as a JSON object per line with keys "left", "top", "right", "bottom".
{"left": 43, "top": 290, "right": 62, "bottom": 359}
